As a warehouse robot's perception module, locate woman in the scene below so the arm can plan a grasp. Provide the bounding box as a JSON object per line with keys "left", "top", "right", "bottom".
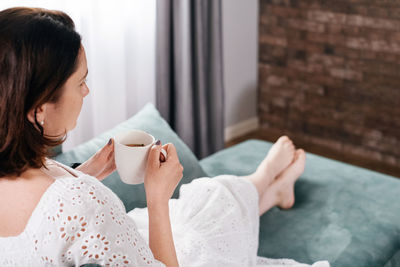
{"left": 0, "top": 7, "right": 328, "bottom": 267}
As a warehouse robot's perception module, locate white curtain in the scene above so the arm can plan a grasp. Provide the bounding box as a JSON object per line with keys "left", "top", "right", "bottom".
{"left": 0, "top": 0, "right": 156, "bottom": 151}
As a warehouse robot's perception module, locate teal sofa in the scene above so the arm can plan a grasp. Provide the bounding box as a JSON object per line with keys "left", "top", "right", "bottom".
{"left": 55, "top": 104, "right": 400, "bottom": 267}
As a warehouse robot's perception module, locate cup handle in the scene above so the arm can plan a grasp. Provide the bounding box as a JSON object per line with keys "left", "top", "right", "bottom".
{"left": 160, "top": 148, "right": 168, "bottom": 162}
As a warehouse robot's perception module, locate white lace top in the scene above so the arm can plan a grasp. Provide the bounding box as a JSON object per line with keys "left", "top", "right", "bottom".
{"left": 0, "top": 165, "right": 164, "bottom": 266}
{"left": 0, "top": 160, "right": 329, "bottom": 267}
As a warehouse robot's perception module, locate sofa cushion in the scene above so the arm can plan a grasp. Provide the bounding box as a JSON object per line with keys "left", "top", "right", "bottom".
{"left": 55, "top": 103, "right": 207, "bottom": 212}
{"left": 200, "top": 139, "right": 400, "bottom": 267}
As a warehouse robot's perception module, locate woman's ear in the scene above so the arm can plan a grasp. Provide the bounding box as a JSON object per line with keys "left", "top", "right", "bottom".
{"left": 27, "top": 104, "right": 47, "bottom": 124}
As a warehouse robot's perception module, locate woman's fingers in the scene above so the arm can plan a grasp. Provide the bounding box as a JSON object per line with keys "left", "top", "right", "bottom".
{"left": 147, "top": 142, "right": 180, "bottom": 170}
{"left": 76, "top": 138, "right": 116, "bottom": 181}
{"left": 159, "top": 149, "right": 166, "bottom": 162}
{"left": 162, "top": 143, "right": 178, "bottom": 159}
{"left": 148, "top": 141, "right": 163, "bottom": 168}
{"left": 95, "top": 154, "right": 116, "bottom": 180}
{"left": 148, "top": 142, "right": 169, "bottom": 163}
{"left": 162, "top": 143, "right": 183, "bottom": 175}
{"left": 102, "top": 138, "right": 114, "bottom": 157}
{"left": 93, "top": 138, "right": 114, "bottom": 163}
{"left": 91, "top": 138, "right": 115, "bottom": 179}
{"left": 159, "top": 144, "right": 170, "bottom": 162}
{"left": 102, "top": 161, "right": 117, "bottom": 178}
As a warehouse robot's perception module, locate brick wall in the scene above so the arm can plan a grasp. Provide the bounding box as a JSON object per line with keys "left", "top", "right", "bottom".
{"left": 258, "top": 0, "right": 400, "bottom": 170}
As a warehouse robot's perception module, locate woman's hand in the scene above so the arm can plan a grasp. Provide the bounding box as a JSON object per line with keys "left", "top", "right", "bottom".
{"left": 145, "top": 141, "right": 182, "bottom": 267}
{"left": 76, "top": 138, "right": 116, "bottom": 180}
{"left": 144, "top": 141, "right": 184, "bottom": 206}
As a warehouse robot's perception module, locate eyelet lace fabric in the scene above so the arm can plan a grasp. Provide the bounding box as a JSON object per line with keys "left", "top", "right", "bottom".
{"left": 0, "top": 163, "right": 329, "bottom": 267}
{"left": 129, "top": 176, "right": 329, "bottom": 267}
{"left": 0, "top": 173, "right": 164, "bottom": 267}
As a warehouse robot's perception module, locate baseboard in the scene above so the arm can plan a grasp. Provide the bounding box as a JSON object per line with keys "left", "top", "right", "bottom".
{"left": 224, "top": 117, "right": 259, "bottom": 142}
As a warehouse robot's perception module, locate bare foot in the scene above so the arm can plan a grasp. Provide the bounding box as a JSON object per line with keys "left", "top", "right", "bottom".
{"left": 256, "top": 136, "right": 296, "bottom": 181}
{"left": 258, "top": 149, "right": 305, "bottom": 214}
{"left": 275, "top": 149, "right": 305, "bottom": 209}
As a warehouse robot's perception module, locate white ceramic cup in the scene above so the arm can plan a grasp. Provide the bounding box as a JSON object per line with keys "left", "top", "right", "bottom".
{"left": 114, "top": 130, "right": 156, "bottom": 184}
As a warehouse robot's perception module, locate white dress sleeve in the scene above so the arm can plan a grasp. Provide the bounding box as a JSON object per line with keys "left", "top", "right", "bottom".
{"left": 32, "top": 175, "right": 165, "bottom": 267}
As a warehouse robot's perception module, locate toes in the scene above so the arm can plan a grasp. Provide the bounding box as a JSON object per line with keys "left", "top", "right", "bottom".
{"left": 294, "top": 149, "right": 306, "bottom": 172}
{"left": 277, "top": 135, "right": 290, "bottom": 143}
{"left": 286, "top": 142, "right": 295, "bottom": 149}
{"left": 277, "top": 136, "right": 295, "bottom": 148}
{"left": 296, "top": 149, "right": 305, "bottom": 159}
{"left": 283, "top": 142, "right": 296, "bottom": 154}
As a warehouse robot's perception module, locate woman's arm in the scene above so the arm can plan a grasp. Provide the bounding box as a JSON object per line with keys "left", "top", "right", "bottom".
{"left": 148, "top": 202, "right": 178, "bottom": 267}
{"left": 144, "top": 142, "right": 183, "bottom": 267}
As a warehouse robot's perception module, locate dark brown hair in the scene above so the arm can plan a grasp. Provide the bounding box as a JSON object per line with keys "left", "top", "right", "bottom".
{"left": 0, "top": 7, "right": 82, "bottom": 177}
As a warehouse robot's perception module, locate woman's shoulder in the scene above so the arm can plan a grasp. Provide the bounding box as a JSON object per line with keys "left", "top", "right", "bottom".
{"left": 0, "top": 172, "right": 118, "bottom": 248}
{"left": 19, "top": 170, "right": 125, "bottom": 240}
{"left": 0, "top": 169, "right": 56, "bottom": 238}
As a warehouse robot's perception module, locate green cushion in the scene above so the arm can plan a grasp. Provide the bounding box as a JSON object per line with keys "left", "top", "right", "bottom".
{"left": 384, "top": 250, "right": 400, "bottom": 267}
{"left": 200, "top": 140, "right": 400, "bottom": 267}
{"left": 55, "top": 103, "right": 207, "bottom": 212}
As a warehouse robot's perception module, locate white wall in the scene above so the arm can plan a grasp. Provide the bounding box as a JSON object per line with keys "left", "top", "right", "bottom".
{"left": 0, "top": 0, "right": 156, "bottom": 151}
{"left": 222, "top": 0, "right": 259, "bottom": 141}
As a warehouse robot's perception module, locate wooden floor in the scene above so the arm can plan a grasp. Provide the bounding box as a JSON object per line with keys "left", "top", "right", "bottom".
{"left": 226, "top": 129, "right": 400, "bottom": 179}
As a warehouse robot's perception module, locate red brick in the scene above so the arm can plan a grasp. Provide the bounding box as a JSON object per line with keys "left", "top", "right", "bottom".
{"left": 258, "top": 101, "right": 270, "bottom": 114}
{"left": 288, "top": 59, "right": 325, "bottom": 74}
{"left": 307, "top": 32, "right": 346, "bottom": 46}
{"left": 307, "top": 10, "right": 347, "bottom": 24}
{"left": 307, "top": 9, "right": 400, "bottom": 30}
{"left": 326, "top": 24, "right": 343, "bottom": 35}
{"left": 360, "top": 6, "right": 390, "bottom": 19}
{"left": 343, "top": 123, "right": 365, "bottom": 136}
{"left": 287, "top": 19, "right": 325, "bottom": 33}
{"left": 347, "top": 15, "right": 400, "bottom": 30}
{"left": 310, "top": 136, "right": 343, "bottom": 151}
{"left": 348, "top": 60, "right": 400, "bottom": 76}
{"left": 260, "top": 15, "right": 279, "bottom": 26}
{"left": 260, "top": 25, "right": 287, "bottom": 38}
{"left": 332, "top": 46, "right": 361, "bottom": 59}
{"left": 303, "top": 73, "right": 344, "bottom": 87}
{"left": 287, "top": 40, "right": 325, "bottom": 54}
{"left": 260, "top": 35, "right": 288, "bottom": 47}
{"left": 388, "top": 8, "right": 400, "bottom": 20}
{"left": 270, "top": 0, "right": 291, "bottom": 6}
{"left": 363, "top": 135, "right": 400, "bottom": 156}
{"left": 346, "top": 37, "right": 400, "bottom": 54}
{"left": 363, "top": 73, "right": 400, "bottom": 87}
{"left": 329, "top": 68, "right": 363, "bottom": 81}
{"left": 383, "top": 155, "right": 397, "bottom": 166}
{"left": 266, "top": 75, "right": 288, "bottom": 86}
{"left": 353, "top": 5, "right": 369, "bottom": 17}
{"left": 342, "top": 144, "right": 383, "bottom": 161}
{"left": 268, "top": 5, "right": 303, "bottom": 18}
{"left": 258, "top": 64, "right": 272, "bottom": 79}
{"left": 291, "top": 80, "right": 325, "bottom": 95}
{"left": 259, "top": 113, "right": 286, "bottom": 128}
{"left": 391, "top": 32, "right": 400, "bottom": 42}
{"left": 308, "top": 54, "right": 345, "bottom": 67}
{"left": 259, "top": 44, "right": 288, "bottom": 66}
{"left": 271, "top": 97, "right": 287, "bottom": 108}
